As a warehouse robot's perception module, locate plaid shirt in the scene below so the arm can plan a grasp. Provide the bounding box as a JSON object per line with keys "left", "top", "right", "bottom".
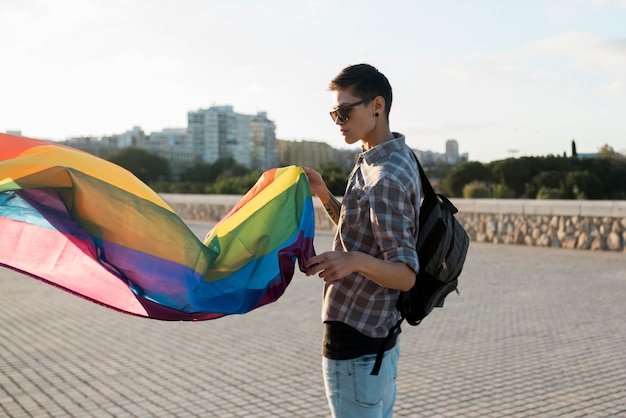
{"left": 323, "top": 134, "right": 421, "bottom": 338}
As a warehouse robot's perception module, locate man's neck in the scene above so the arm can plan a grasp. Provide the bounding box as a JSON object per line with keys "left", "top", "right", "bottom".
{"left": 361, "top": 129, "right": 394, "bottom": 151}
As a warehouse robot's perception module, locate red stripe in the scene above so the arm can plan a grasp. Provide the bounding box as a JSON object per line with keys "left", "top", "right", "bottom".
{"left": 0, "top": 217, "right": 151, "bottom": 316}
{"left": 0, "top": 133, "right": 78, "bottom": 161}
{"left": 216, "top": 167, "right": 278, "bottom": 223}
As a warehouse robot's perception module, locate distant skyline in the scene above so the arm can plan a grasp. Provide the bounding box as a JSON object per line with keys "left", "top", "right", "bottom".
{"left": 2, "top": 0, "right": 625, "bottom": 162}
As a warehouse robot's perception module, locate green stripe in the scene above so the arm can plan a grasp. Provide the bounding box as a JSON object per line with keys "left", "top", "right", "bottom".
{"left": 0, "top": 179, "right": 21, "bottom": 192}
{"left": 209, "top": 174, "right": 308, "bottom": 270}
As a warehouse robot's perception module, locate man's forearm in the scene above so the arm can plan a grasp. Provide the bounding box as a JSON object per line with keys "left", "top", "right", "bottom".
{"left": 353, "top": 252, "right": 417, "bottom": 292}
{"left": 315, "top": 189, "right": 341, "bottom": 225}
{"left": 323, "top": 195, "right": 341, "bottom": 225}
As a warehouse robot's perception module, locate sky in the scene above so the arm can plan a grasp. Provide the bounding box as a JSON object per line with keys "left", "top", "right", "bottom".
{"left": 1, "top": 0, "right": 626, "bottom": 162}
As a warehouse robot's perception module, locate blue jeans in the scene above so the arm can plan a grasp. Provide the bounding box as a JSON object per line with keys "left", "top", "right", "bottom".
{"left": 322, "top": 342, "right": 400, "bottom": 418}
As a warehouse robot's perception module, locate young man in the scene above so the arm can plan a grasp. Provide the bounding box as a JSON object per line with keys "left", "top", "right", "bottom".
{"left": 304, "top": 64, "right": 421, "bottom": 418}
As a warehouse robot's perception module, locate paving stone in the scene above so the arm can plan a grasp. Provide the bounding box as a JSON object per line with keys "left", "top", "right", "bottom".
{"left": 1, "top": 225, "right": 625, "bottom": 417}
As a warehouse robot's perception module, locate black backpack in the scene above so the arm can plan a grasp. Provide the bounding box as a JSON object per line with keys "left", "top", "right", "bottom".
{"left": 371, "top": 154, "right": 470, "bottom": 375}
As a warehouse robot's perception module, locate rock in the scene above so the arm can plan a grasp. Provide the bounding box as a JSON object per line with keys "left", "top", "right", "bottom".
{"left": 550, "top": 216, "right": 560, "bottom": 228}
{"left": 537, "top": 234, "right": 551, "bottom": 247}
{"left": 607, "top": 232, "right": 623, "bottom": 251}
{"left": 563, "top": 237, "right": 577, "bottom": 249}
{"left": 532, "top": 228, "right": 541, "bottom": 240}
{"left": 576, "top": 232, "right": 591, "bottom": 250}
{"left": 590, "top": 237, "right": 604, "bottom": 251}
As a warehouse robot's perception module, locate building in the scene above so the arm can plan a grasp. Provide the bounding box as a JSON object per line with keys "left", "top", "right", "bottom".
{"left": 413, "top": 149, "right": 442, "bottom": 166}
{"left": 144, "top": 128, "right": 196, "bottom": 179}
{"left": 187, "top": 106, "right": 278, "bottom": 171}
{"left": 413, "top": 139, "right": 467, "bottom": 167}
{"left": 277, "top": 139, "right": 335, "bottom": 168}
{"left": 446, "top": 139, "right": 459, "bottom": 164}
{"left": 63, "top": 136, "right": 117, "bottom": 159}
{"left": 251, "top": 112, "right": 279, "bottom": 171}
{"left": 110, "top": 126, "right": 147, "bottom": 148}
{"left": 332, "top": 147, "right": 360, "bottom": 171}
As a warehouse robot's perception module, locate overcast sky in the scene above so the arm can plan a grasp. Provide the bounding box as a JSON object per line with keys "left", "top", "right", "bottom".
{"left": 2, "top": 0, "right": 626, "bottom": 162}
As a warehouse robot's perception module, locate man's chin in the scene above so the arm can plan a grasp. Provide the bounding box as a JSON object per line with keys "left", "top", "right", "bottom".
{"left": 342, "top": 135, "right": 359, "bottom": 145}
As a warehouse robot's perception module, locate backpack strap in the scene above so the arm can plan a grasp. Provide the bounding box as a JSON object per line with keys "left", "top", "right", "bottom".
{"left": 411, "top": 152, "right": 436, "bottom": 199}
{"left": 370, "top": 318, "right": 403, "bottom": 376}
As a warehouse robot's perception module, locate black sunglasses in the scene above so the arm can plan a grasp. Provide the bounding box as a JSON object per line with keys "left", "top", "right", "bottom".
{"left": 329, "top": 96, "right": 376, "bottom": 123}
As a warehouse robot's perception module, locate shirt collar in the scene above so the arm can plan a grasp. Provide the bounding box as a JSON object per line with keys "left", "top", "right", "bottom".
{"left": 361, "top": 133, "right": 406, "bottom": 165}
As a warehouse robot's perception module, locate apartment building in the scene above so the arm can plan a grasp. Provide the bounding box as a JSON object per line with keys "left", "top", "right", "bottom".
{"left": 144, "top": 128, "right": 196, "bottom": 178}
{"left": 187, "top": 106, "right": 278, "bottom": 171}
{"left": 276, "top": 139, "right": 335, "bottom": 168}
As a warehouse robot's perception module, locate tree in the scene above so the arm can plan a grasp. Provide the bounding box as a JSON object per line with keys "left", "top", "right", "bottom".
{"left": 571, "top": 140, "right": 578, "bottom": 158}
{"left": 107, "top": 147, "right": 171, "bottom": 183}
{"left": 587, "top": 150, "right": 626, "bottom": 196}
{"left": 180, "top": 158, "right": 251, "bottom": 183}
{"left": 211, "top": 171, "right": 260, "bottom": 194}
{"left": 561, "top": 171, "right": 604, "bottom": 199}
{"left": 488, "top": 157, "right": 538, "bottom": 197}
{"left": 597, "top": 144, "right": 617, "bottom": 158}
{"left": 610, "top": 155, "right": 626, "bottom": 198}
{"left": 440, "top": 161, "right": 492, "bottom": 197}
{"left": 208, "top": 158, "right": 250, "bottom": 182}
{"left": 527, "top": 171, "right": 566, "bottom": 199}
{"left": 179, "top": 163, "right": 212, "bottom": 182}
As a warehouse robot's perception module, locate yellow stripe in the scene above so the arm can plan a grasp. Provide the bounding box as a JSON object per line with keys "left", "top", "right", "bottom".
{"left": 209, "top": 166, "right": 303, "bottom": 238}
{"left": 2, "top": 145, "right": 173, "bottom": 212}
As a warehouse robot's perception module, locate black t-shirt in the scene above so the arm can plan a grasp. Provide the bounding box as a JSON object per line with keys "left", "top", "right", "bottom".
{"left": 322, "top": 321, "right": 398, "bottom": 360}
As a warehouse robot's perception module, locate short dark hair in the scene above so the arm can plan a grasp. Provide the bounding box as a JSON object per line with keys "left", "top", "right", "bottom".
{"left": 329, "top": 64, "right": 393, "bottom": 118}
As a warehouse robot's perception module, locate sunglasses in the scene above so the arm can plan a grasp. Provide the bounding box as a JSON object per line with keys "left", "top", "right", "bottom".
{"left": 329, "top": 96, "right": 376, "bottom": 123}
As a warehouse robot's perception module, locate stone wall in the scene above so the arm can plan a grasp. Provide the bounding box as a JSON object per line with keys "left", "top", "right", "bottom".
{"left": 161, "top": 194, "right": 626, "bottom": 252}
{"left": 455, "top": 199, "right": 626, "bottom": 252}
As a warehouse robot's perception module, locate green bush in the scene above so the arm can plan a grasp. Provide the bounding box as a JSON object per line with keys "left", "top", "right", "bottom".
{"left": 492, "top": 183, "right": 516, "bottom": 198}
{"left": 212, "top": 172, "right": 261, "bottom": 194}
{"left": 441, "top": 162, "right": 492, "bottom": 197}
{"left": 463, "top": 181, "right": 491, "bottom": 198}
{"left": 536, "top": 187, "right": 561, "bottom": 200}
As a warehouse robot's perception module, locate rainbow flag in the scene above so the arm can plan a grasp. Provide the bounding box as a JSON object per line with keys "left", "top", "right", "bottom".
{"left": 0, "top": 133, "right": 315, "bottom": 320}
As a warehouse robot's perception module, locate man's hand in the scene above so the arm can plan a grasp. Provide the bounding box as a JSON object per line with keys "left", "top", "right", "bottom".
{"left": 302, "top": 167, "right": 327, "bottom": 197}
{"left": 305, "top": 251, "right": 357, "bottom": 282}
{"left": 302, "top": 167, "right": 341, "bottom": 225}
{"left": 305, "top": 251, "right": 417, "bottom": 291}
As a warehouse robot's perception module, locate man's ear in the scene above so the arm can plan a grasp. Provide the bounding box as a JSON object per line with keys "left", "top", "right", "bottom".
{"left": 373, "top": 96, "right": 386, "bottom": 116}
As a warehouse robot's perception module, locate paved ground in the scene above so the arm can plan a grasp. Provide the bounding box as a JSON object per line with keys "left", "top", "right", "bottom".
{"left": 1, "top": 223, "right": 626, "bottom": 418}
